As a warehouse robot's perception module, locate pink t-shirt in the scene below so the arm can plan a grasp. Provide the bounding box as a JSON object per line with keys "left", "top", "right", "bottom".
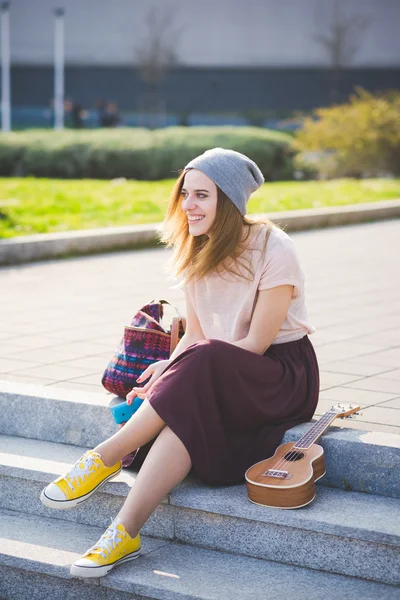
{"left": 184, "top": 224, "right": 315, "bottom": 345}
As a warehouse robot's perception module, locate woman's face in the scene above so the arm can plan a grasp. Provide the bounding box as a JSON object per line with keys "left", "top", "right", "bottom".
{"left": 181, "top": 169, "right": 218, "bottom": 237}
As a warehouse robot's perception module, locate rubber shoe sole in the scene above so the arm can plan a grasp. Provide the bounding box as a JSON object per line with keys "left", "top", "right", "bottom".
{"left": 70, "top": 548, "right": 141, "bottom": 578}
{"left": 40, "top": 465, "right": 122, "bottom": 510}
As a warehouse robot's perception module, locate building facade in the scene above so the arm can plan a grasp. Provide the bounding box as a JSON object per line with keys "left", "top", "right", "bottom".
{"left": 3, "top": 0, "right": 400, "bottom": 116}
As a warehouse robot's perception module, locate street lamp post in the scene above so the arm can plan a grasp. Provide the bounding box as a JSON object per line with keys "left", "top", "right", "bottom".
{"left": 54, "top": 7, "right": 65, "bottom": 130}
{"left": 1, "top": 2, "right": 11, "bottom": 133}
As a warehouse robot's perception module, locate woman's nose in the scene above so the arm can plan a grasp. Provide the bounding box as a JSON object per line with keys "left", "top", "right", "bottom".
{"left": 182, "top": 194, "right": 197, "bottom": 211}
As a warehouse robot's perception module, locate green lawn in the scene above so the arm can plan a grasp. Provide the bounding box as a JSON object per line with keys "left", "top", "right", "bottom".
{"left": 1, "top": 177, "right": 399, "bottom": 238}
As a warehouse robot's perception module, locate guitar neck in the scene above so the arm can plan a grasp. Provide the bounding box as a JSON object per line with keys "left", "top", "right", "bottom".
{"left": 294, "top": 411, "right": 338, "bottom": 449}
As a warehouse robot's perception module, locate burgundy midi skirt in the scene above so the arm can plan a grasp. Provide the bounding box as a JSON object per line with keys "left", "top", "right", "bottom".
{"left": 133, "top": 336, "right": 319, "bottom": 486}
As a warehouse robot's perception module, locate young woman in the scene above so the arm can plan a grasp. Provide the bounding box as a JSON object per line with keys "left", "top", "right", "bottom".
{"left": 40, "top": 147, "right": 319, "bottom": 578}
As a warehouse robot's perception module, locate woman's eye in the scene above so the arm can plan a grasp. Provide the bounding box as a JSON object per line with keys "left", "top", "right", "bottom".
{"left": 181, "top": 193, "right": 206, "bottom": 199}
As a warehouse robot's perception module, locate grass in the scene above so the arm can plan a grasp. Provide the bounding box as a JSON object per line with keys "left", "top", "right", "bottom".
{"left": 0, "top": 177, "right": 399, "bottom": 239}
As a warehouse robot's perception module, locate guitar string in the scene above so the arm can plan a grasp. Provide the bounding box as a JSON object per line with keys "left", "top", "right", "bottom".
{"left": 261, "top": 416, "right": 330, "bottom": 475}
{"left": 267, "top": 411, "right": 341, "bottom": 474}
{"left": 266, "top": 416, "right": 332, "bottom": 472}
{"left": 268, "top": 414, "right": 334, "bottom": 472}
{"left": 265, "top": 413, "right": 335, "bottom": 474}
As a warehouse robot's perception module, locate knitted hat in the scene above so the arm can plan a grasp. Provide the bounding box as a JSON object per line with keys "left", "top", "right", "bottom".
{"left": 184, "top": 147, "right": 264, "bottom": 215}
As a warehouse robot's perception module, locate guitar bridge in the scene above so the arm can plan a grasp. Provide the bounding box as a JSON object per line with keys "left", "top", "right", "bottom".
{"left": 262, "top": 469, "right": 292, "bottom": 479}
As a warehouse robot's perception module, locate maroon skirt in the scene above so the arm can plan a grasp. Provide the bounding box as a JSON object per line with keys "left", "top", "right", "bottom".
{"left": 133, "top": 336, "right": 319, "bottom": 486}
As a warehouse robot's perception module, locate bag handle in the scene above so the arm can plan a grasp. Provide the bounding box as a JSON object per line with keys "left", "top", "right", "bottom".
{"left": 150, "top": 298, "right": 183, "bottom": 321}
{"left": 170, "top": 316, "right": 187, "bottom": 356}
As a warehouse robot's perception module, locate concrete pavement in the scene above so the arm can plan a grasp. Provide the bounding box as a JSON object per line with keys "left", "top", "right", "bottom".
{"left": 1, "top": 219, "right": 400, "bottom": 435}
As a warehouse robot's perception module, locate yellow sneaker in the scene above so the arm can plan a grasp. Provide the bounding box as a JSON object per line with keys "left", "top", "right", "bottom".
{"left": 40, "top": 450, "right": 122, "bottom": 509}
{"left": 70, "top": 520, "right": 141, "bottom": 578}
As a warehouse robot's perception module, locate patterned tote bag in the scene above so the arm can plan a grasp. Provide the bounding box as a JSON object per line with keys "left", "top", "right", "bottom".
{"left": 102, "top": 299, "right": 186, "bottom": 468}
{"left": 102, "top": 299, "right": 186, "bottom": 399}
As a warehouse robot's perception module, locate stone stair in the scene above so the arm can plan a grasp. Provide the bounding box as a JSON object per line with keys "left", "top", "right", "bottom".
{"left": 0, "top": 381, "right": 399, "bottom": 599}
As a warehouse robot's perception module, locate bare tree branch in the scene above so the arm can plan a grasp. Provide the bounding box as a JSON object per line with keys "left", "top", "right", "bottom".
{"left": 314, "top": 0, "right": 370, "bottom": 68}
{"left": 134, "top": 4, "right": 184, "bottom": 87}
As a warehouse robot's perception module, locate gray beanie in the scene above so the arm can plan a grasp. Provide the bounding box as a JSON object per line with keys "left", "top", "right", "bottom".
{"left": 184, "top": 147, "right": 264, "bottom": 216}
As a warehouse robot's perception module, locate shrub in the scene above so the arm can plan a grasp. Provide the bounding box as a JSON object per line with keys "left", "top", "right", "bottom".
{"left": 294, "top": 88, "right": 400, "bottom": 178}
{"left": 0, "top": 126, "right": 296, "bottom": 181}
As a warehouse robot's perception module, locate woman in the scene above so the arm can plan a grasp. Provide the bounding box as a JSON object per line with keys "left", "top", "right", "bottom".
{"left": 40, "top": 147, "right": 319, "bottom": 578}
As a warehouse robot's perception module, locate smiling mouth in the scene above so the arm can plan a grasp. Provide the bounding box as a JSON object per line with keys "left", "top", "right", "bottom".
{"left": 188, "top": 216, "right": 205, "bottom": 222}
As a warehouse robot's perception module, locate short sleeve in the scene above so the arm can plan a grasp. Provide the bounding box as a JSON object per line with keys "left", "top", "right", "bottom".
{"left": 170, "top": 264, "right": 191, "bottom": 290}
{"left": 258, "top": 236, "right": 303, "bottom": 298}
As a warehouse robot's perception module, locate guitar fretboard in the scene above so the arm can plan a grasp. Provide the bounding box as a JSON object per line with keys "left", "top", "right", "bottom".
{"left": 294, "top": 411, "right": 338, "bottom": 449}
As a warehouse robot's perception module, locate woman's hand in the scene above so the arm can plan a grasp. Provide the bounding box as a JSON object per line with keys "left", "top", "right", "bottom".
{"left": 126, "top": 359, "right": 170, "bottom": 404}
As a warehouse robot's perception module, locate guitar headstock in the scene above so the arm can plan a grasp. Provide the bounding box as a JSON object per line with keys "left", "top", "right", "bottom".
{"left": 330, "top": 403, "right": 361, "bottom": 419}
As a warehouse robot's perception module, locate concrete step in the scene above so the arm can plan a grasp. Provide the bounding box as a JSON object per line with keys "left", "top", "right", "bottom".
{"left": 1, "top": 380, "right": 400, "bottom": 498}
{"left": 0, "top": 381, "right": 116, "bottom": 447}
{"left": 1, "top": 509, "right": 399, "bottom": 600}
{"left": 1, "top": 434, "right": 399, "bottom": 585}
{"left": 0, "top": 434, "right": 188, "bottom": 542}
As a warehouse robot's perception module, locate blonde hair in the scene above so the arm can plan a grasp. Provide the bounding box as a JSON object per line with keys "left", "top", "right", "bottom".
{"left": 158, "top": 169, "right": 274, "bottom": 287}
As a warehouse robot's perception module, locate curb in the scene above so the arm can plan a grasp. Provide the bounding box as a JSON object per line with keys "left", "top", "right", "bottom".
{"left": 1, "top": 199, "right": 400, "bottom": 266}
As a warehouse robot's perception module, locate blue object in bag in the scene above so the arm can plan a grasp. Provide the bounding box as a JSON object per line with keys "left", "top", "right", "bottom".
{"left": 110, "top": 397, "right": 144, "bottom": 425}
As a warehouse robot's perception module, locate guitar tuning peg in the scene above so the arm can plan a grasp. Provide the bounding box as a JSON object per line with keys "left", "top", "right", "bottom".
{"left": 349, "top": 404, "right": 353, "bottom": 408}
{"left": 346, "top": 415, "right": 353, "bottom": 418}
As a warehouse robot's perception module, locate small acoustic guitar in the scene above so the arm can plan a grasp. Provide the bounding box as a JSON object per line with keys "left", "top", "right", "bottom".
{"left": 245, "top": 403, "right": 360, "bottom": 509}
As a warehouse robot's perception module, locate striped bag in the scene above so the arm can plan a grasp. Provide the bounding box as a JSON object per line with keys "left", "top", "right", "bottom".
{"left": 101, "top": 299, "right": 186, "bottom": 399}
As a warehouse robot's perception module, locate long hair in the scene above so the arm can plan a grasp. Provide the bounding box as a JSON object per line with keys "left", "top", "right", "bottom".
{"left": 157, "top": 169, "right": 274, "bottom": 287}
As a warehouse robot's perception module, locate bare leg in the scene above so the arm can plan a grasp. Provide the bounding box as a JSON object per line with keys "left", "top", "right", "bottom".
{"left": 116, "top": 426, "right": 192, "bottom": 538}
{"left": 94, "top": 400, "right": 165, "bottom": 467}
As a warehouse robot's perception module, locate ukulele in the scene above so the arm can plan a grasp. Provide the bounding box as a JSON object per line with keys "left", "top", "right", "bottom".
{"left": 245, "top": 403, "right": 360, "bottom": 509}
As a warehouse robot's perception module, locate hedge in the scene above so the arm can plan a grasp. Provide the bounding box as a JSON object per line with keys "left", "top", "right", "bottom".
{"left": 294, "top": 88, "right": 400, "bottom": 178}
{"left": 0, "top": 126, "right": 297, "bottom": 181}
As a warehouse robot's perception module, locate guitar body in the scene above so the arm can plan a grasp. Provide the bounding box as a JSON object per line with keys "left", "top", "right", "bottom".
{"left": 245, "top": 442, "right": 326, "bottom": 509}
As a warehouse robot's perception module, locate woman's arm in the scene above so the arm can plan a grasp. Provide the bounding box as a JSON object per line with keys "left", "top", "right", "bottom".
{"left": 168, "top": 290, "right": 206, "bottom": 361}
{"left": 231, "top": 285, "right": 294, "bottom": 355}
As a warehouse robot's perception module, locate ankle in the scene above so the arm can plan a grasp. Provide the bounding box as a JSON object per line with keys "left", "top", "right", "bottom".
{"left": 93, "top": 447, "right": 117, "bottom": 468}
{"left": 116, "top": 515, "right": 140, "bottom": 539}
{"left": 122, "top": 522, "right": 140, "bottom": 539}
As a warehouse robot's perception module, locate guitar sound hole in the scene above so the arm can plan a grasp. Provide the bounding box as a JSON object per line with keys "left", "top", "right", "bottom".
{"left": 284, "top": 451, "right": 305, "bottom": 462}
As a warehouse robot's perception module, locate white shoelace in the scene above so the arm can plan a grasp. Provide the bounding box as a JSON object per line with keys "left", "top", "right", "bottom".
{"left": 64, "top": 451, "right": 100, "bottom": 491}
{"left": 90, "top": 521, "right": 126, "bottom": 559}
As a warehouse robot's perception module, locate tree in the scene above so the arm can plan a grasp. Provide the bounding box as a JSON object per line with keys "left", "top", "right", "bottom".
{"left": 134, "top": 4, "right": 184, "bottom": 128}
{"left": 313, "top": 0, "right": 371, "bottom": 103}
